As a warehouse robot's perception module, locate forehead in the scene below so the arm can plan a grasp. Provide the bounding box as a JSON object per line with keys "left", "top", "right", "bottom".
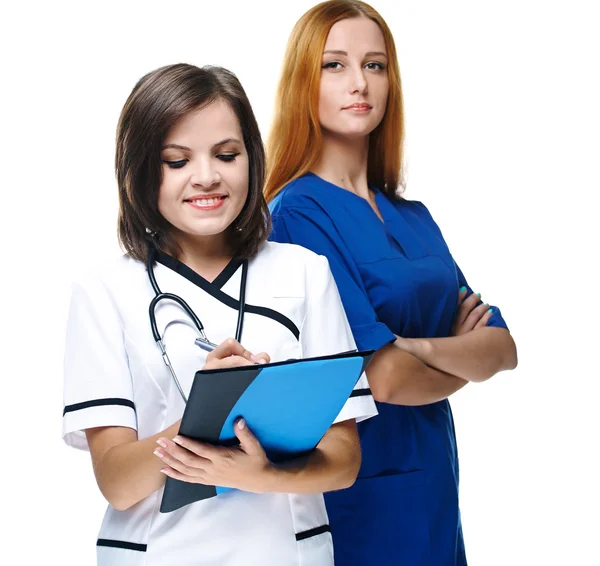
{"left": 164, "top": 99, "right": 242, "bottom": 144}
{"left": 324, "top": 17, "right": 386, "bottom": 53}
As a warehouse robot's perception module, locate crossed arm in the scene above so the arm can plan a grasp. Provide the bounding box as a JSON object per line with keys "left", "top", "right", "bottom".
{"left": 367, "top": 288, "right": 518, "bottom": 406}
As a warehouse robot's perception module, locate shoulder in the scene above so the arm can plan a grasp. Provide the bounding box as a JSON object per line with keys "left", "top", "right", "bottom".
{"left": 253, "top": 240, "right": 328, "bottom": 270}
{"left": 252, "top": 241, "right": 331, "bottom": 292}
{"left": 387, "top": 194, "right": 438, "bottom": 223}
{"left": 383, "top": 192, "right": 426, "bottom": 213}
{"left": 71, "top": 254, "right": 145, "bottom": 298}
{"left": 269, "top": 174, "right": 331, "bottom": 214}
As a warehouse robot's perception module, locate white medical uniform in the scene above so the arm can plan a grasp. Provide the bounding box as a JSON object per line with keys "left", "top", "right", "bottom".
{"left": 62, "top": 241, "right": 376, "bottom": 566}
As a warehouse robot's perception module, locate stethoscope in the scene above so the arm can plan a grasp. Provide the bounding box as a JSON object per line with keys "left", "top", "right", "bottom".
{"left": 146, "top": 244, "right": 248, "bottom": 402}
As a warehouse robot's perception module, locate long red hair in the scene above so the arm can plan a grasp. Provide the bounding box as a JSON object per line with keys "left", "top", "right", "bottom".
{"left": 264, "top": 0, "right": 405, "bottom": 202}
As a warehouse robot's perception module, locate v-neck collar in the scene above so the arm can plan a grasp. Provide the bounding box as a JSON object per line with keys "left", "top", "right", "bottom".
{"left": 155, "top": 251, "right": 243, "bottom": 291}
{"left": 305, "top": 171, "right": 386, "bottom": 221}
{"left": 152, "top": 249, "right": 301, "bottom": 340}
{"left": 303, "top": 173, "right": 418, "bottom": 258}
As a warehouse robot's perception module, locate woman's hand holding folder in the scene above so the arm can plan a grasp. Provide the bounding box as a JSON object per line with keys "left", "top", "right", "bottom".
{"left": 155, "top": 337, "right": 362, "bottom": 497}
{"left": 157, "top": 417, "right": 274, "bottom": 493}
{"left": 155, "top": 337, "right": 273, "bottom": 491}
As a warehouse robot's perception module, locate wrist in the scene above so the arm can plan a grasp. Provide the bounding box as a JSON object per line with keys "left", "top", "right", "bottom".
{"left": 400, "top": 337, "right": 433, "bottom": 361}
{"left": 260, "top": 462, "right": 284, "bottom": 493}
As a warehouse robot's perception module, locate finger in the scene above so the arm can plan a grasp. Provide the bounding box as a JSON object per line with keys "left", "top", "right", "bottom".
{"left": 455, "top": 291, "right": 481, "bottom": 328}
{"left": 203, "top": 355, "right": 256, "bottom": 370}
{"left": 457, "top": 286, "right": 468, "bottom": 305}
{"left": 154, "top": 446, "right": 202, "bottom": 476}
{"left": 171, "top": 435, "right": 218, "bottom": 460}
{"left": 475, "top": 307, "right": 494, "bottom": 329}
{"left": 234, "top": 418, "right": 263, "bottom": 455}
{"left": 252, "top": 351, "right": 270, "bottom": 364}
{"left": 206, "top": 337, "right": 255, "bottom": 363}
{"left": 157, "top": 437, "right": 212, "bottom": 467}
{"left": 160, "top": 465, "right": 207, "bottom": 484}
{"left": 463, "top": 302, "right": 491, "bottom": 332}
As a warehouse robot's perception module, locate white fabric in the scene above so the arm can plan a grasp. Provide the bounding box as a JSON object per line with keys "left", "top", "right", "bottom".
{"left": 62, "top": 241, "right": 376, "bottom": 566}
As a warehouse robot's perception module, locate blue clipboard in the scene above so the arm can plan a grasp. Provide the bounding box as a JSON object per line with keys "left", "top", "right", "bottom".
{"left": 160, "top": 349, "right": 373, "bottom": 513}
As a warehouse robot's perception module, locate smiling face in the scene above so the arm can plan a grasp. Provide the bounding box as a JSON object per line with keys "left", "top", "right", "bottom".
{"left": 157, "top": 98, "right": 249, "bottom": 251}
{"left": 319, "top": 17, "right": 389, "bottom": 139}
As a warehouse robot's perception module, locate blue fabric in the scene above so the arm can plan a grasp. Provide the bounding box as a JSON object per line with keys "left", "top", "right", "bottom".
{"left": 269, "top": 173, "right": 508, "bottom": 566}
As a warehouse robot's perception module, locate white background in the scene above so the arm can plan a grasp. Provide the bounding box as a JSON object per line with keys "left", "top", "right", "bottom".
{"left": 1, "top": 0, "right": 598, "bottom": 564}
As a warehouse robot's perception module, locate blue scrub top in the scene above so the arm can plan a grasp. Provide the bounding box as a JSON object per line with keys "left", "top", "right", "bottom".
{"left": 269, "top": 173, "right": 508, "bottom": 566}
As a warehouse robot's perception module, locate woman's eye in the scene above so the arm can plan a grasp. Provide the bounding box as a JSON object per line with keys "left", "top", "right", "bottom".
{"left": 365, "top": 62, "right": 385, "bottom": 71}
{"left": 163, "top": 159, "right": 187, "bottom": 169}
{"left": 217, "top": 153, "right": 240, "bottom": 162}
{"left": 322, "top": 61, "right": 343, "bottom": 70}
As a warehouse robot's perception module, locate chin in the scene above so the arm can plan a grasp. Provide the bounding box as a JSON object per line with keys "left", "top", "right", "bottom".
{"left": 180, "top": 219, "right": 233, "bottom": 238}
{"left": 340, "top": 126, "right": 378, "bottom": 139}
{"left": 325, "top": 121, "right": 381, "bottom": 140}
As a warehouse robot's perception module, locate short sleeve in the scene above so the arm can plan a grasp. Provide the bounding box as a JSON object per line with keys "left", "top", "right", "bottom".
{"left": 300, "top": 253, "right": 377, "bottom": 424}
{"left": 412, "top": 201, "right": 510, "bottom": 331}
{"left": 270, "top": 202, "right": 396, "bottom": 351}
{"left": 62, "top": 276, "right": 137, "bottom": 451}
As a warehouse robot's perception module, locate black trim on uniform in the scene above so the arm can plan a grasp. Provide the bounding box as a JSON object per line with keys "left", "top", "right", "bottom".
{"left": 155, "top": 251, "right": 300, "bottom": 340}
{"left": 212, "top": 257, "right": 244, "bottom": 289}
{"left": 97, "top": 539, "right": 147, "bottom": 552}
{"left": 349, "top": 388, "right": 372, "bottom": 398}
{"left": 63, "top": 398, "right": 135, "bottom": 416}
{"left": 295, "top": 525, "right": 331, "bottom": 541}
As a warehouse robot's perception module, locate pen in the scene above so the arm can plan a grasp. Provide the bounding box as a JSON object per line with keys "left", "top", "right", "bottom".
{"left": 194, "top": 337, "right": 218, "bottom": 353}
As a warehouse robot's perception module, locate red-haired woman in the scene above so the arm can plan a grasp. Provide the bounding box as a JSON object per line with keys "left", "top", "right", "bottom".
{"left": 266, "top": 1, "right": 518, "bottom": 564}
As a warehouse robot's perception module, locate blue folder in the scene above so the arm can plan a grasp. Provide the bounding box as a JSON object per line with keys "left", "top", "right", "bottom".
{"left": 160, "top": 349, "right": 373, "bottom": 513}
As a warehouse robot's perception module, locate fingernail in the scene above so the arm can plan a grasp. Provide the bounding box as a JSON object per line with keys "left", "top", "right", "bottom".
{"left": 484, "top": 303, "right": 489, "bottom": 307}
{"left": 488, "top": 308, "right": 493, "bottom": 314}
{"left": 237, "top": 418, "right": 246, "bottom": 430}
{"left": 459, "top": 286, "right": 467, "bottom": 293}
{"left": 476, "top": 293, "right": 481, "bottom": 298}
{"left": 156, "top": 439, "right": 167, "bottom": 449}
{"left": 258, "top": 358, "right": 267, "bottom": 364}
{"left": 173, "top": 436, "right": 182, "bottom": 445}
{"left": 160, "top": 468, "right": 170, "bottom": 475}
{"left": 153, "top": 449, "right": 163, "bottom": 458}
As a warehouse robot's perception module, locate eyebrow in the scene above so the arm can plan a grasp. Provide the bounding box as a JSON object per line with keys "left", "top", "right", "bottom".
{"left": 162, "top": 143, "right": 190, "bottom": 151}
{"left": 213, "top": 137, "right": 242, "bottom": 147}
{"left": 161, "top": 138, "right": 242, "bottom": 151}
{"left": 323, "top": 50, "right": 388, "bottom": 59}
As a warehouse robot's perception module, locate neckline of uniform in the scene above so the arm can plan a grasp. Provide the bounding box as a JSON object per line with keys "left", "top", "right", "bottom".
{"left": 154, "top": 250, "right": 301, "bottom": 340}
{"left": 303, "top": 171, "right": 395, "bottom": 227}
{"left": 303, "top": 171, "right": 381, "bottom": 200}
{"left": 154, "top": 251, "right": 243, "bottom": 291}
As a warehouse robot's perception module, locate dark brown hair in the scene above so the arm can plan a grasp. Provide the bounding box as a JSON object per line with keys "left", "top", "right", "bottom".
{"left": 116, "top": 63, "right": 271, "bottom": 261}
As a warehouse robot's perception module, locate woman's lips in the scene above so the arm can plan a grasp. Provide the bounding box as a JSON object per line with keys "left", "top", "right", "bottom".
{"left": 343, "top": 103, "right": 373, "bottom": 113}
{"left": 185, "top": 195, "right": 227, "bottom": 211}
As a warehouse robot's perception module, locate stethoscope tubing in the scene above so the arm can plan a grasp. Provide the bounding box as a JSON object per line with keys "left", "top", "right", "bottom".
{"left": 146, "top": 244, "right": 247, "bottom": 402}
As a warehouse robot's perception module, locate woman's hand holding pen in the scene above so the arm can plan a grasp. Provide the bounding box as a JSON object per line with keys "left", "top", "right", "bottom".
{"left": 202, "top": 337, "right": 270, "bottom": 369}
{"left": 153, "top": 337, "right": 274, "bottom": 492}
